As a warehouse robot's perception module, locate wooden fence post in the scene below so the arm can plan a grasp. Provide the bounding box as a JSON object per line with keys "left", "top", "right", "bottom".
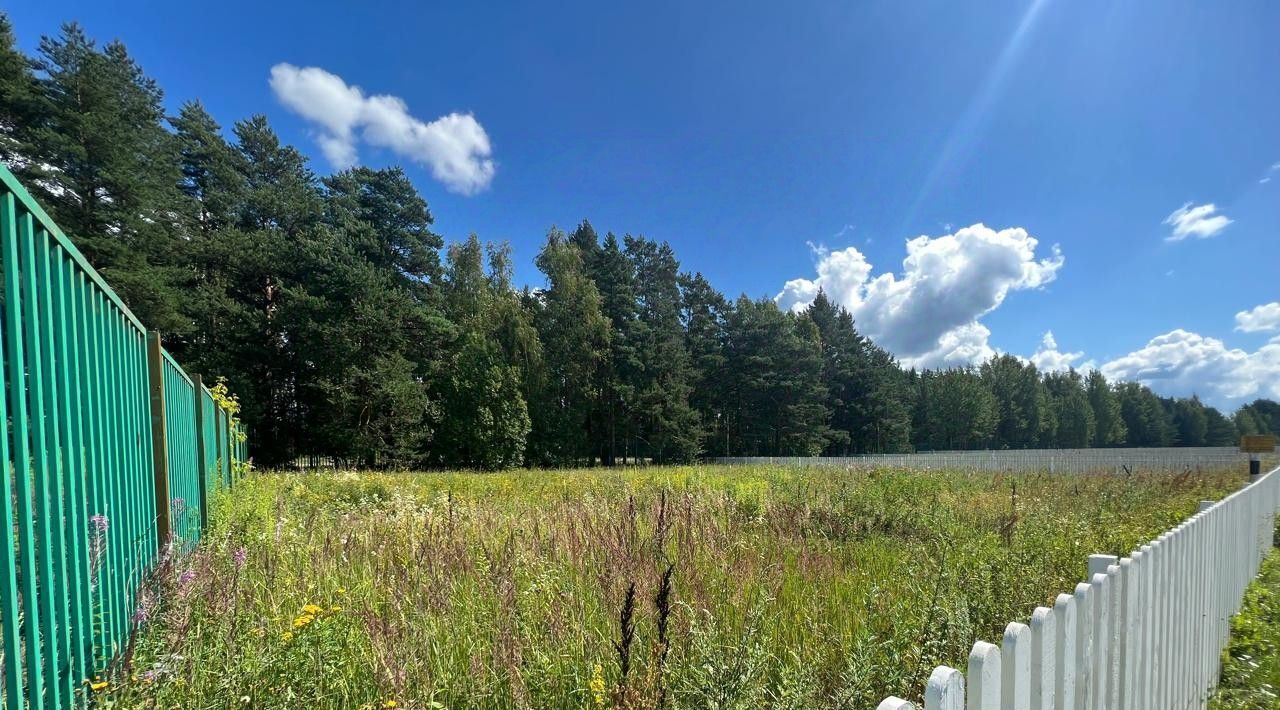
{"left": 193, "top": 374, "right": 209, "bottom": 530}
{"left": 146, "top": 332, "right": 171, "bottom": 548}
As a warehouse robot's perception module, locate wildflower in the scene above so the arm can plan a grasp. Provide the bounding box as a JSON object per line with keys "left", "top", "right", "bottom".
{"left": 589, "top": 664, "right": 606, "bottom": 707}
{"left": 282, "top": 631, "right": 294, "bottom": 641}
{"left": 383, "top": 701, "right": 398, "bottom": 708}
{"left": 131, "top": 601, "right": 151, "bottom": 625}
{"left": 87, "top": 678, "right": 109, "bottom": 692}
{"left": 336, "top": 587, "right": 347, "bottom": 595}
{"left": 330, "top": 605, "right": 342, "bottom": 612}
{"left": 178, "top": 569, "right": 196, "bottom": 586}
{"left": 140, "top": 670, "right": 157, "bottom": 684}
{"left": 301, "top": 603, "right": 323, "bottom": 615}
{"left": 292, "top": 614, "right": 314, "bottom": 628}
{"left": 90, "top": 515, "right": 109, "bottom": 532}
{"left": 232, "top": 547, "right": 248, "bottom": 568}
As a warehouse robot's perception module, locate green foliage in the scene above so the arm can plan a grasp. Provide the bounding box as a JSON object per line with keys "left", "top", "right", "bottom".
{"left": 527, "top": 230, "right": 611, "bottom": 465}
{"left": 1210, "top": 532, "right": 1280, "bottom": 709}
{"left": 722, "top": 297, "right": 832, "bottom": 455}
{"left": 807, "top": 291, "right": 912, "bottom": 455}
{"left": 1044, "top": 370, "right": 1094, "bottom": 448}
{"left": 111, "top": 464, "right": 1244, "bottom": 708}
{"left": 1172, "top": 395, "right": 1210, "bottom": 447}
{"left": 1087, "top": 370, "right": 1127, "bottom": 447}
{"left": 1117, "top": 382, "right": 1177, "bottom": 447}
{"left": 980, "top": 355, "right": 1052, "bottom": 448}
{"left": 914, "top": 368, "right": 997, "bottom": 450}
{"left": 26, "top": 22, "right": 189, "bottom": 334}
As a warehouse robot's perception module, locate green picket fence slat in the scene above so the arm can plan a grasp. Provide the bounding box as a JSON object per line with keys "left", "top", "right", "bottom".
{"left": 0, "top": 160, "right": 248, "bottom": 706}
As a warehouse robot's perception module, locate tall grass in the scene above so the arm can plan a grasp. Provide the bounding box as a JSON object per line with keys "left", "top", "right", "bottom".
{"left": 111, "top": 465, "right": 1243, "bottom": 708}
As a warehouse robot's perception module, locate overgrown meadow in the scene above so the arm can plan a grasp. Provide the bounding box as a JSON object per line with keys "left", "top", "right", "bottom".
{"left": 111, "top": 465, "right": 1243, "bottom": 708}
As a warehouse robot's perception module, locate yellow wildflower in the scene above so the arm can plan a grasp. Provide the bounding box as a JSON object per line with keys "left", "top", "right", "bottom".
{"left": 336, "top": 587, "right": 347, "bottom": 595}
{"left": 88, "top": 678, "right": 109, "bottom": 692}
{"left": 589, "top": 664, "right": 605, "bottom": 707}
{"left": 383, "top": 701, "right": 398, "bottom": 708}
{"left": 293, "top": 614, "right": 315, "bottom": 628}
{"left": 301, "top": 603, "right": 324, "bottom": 615}
{"left": 282, "top": 631, "right": 294, "bottom": 641}
{"left": 330, "top": 605, "right": 342, "bottom": 612}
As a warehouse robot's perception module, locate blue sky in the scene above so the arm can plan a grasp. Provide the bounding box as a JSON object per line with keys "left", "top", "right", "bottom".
{"left": 10, "top": 1, "right": 1280, "bottom": 408}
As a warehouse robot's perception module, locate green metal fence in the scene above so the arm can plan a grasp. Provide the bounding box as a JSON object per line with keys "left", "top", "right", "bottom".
{"left": 0, "top": 162, "right": 247, "bottom": 707}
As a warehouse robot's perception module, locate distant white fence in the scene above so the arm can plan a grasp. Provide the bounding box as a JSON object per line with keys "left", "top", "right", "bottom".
{"left": 717, "top": 447, "right": 1248, "bottom": 474}
{"left": 876, "top": 464, "right": 1280, "bottom": 710}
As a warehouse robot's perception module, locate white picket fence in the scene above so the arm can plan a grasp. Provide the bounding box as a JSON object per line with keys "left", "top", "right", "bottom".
{"left": 877, "top": 464, "right": 1280, "bottom": 710}
{"left": 717, "top": 447, "right": 1247, "bottom": 474}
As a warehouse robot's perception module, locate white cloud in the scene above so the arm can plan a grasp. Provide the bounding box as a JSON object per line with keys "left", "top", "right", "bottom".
{"left": 777, "top": 223, "right": 1063, "bottom": 368}
{"left": 1028, "top": 331, "right": 1086, "bottom": 372}
{"left": 1101, "top": 329, "right": 1280, "bottom": 408}
{"left": 269, "top": 63, "right": 496, "bottom": 195}
{"left": 1262, "top": 161, "right": 1280, "bottom": 184}
{"left": 1235, "top": 302, "right": 1280, "bottom": 333}
{"left": 1162, "top": 202, "right": 1232, "bottom": 242}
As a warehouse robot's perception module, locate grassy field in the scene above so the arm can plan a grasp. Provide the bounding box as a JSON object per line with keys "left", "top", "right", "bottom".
{"left": 1210, "top": 527, "right": 1280, "bottom": 709}
{"left": 110, "top": 465, "right": 1245, "bottom": 709}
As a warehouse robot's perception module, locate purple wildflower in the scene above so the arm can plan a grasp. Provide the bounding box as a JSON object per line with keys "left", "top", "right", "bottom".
{"left": 131, "top": 602, "right": 151, "bottom": 625}
{"left": 90, "top": 514, "right": 109, "bottom": 532}
{"left": 178, "top": 569, "right": 196, "bottom": 586}
{"left": 140, "top": 670, "right": 157, "bottom": 683}
{"left": 232, "top": 547, "right": 248, "bottom": 569}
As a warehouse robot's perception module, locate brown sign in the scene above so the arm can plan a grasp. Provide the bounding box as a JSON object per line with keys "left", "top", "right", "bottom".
{"left": 1241, "top": 434, "right": 1277, "bottom": 453}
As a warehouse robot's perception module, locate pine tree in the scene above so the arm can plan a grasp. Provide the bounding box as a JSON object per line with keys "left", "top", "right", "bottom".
{"left": 722, "top": 297, "right": 831, "bottom": 455}
{"left": 172, "top": 101, "right": 247, "bottom": 233}
{"left": 0, "top": 13, "right": 44, "bottom": 171}
{"left": 1204, "top": 406, "right": 1239, "bottom": 446}
{"left": 680, "top": 272, "right": 731, "bottom": 456}
{"left": 805, "top": 291, "right": 912, "bottom": 454}
{"left": 1044, "top": 370, "right": 1094, "bottom": 448}
{"left": 1171, "top": 396, "right": 1209, "bottom": 447}
{"left": 1116, "top": 383, "right": 1175, "bottom": 447}
{"left": 30, "top": 24, "right": 188, "bottom": 333}
{"left": 1086, "top": 370, "right": 1126, "bottom": 447}
{"left": 589, "top": 230, "right": 640, "bottom": 464}
{"left": 914, "top": 368, "right": 996, "bottom": 450}
{"left": 626, "top": 236, "right": 701, "bottom": 462}
{"left": 527, "top": 229, "right": 610, "bottom": 465}
{"left": 980, "top": 355, "right": 1052, "bottom": 448}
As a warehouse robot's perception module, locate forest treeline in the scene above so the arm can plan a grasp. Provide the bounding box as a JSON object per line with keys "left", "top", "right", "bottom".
{"left": 1, "top": 18, "right": 1277, "bottom": 468}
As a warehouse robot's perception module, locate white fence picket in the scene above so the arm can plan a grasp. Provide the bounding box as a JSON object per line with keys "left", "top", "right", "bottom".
{"left": 1002, "top": 623, "right": 1031, "bottom": 710}
{"left": 715, "top": 446, "right": 1250, "bottom": 473}
{"left": 926, "top": 666, "right": 964, "bottom": 710}
{"left": 1088, "top": 570, "right": 1111, "bottom": 708}
{"left": 1029, "top": 607, "right": 1054, "bottom": 710}
{"left": 1072, "top": 582, "right": 1092, "bottom": 710}
{"left": 968, "top": 642, "right": 1001, "bottom": 710}
{"left": 1052, "top": 593, "right": 1075, "bottom": 710}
